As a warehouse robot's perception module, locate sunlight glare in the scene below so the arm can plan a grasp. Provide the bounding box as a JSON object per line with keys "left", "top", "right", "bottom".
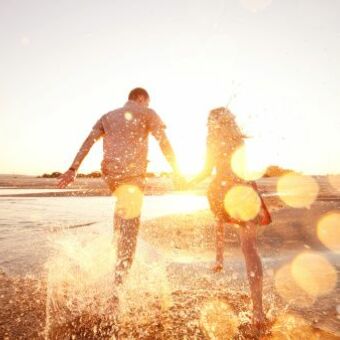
{"left": 274, "top": 264, "right": 315, "bottom": 308}
{"left": 114, "top": 184, "right": 144, "bottom": 219}
{"left": 317, "top": 212, "right": 340, "bottom": 253}
{"left": 231, "top": 145, "right": 266, "bottom": 181}
{"left": 276, "top": 173, "right": 319, "bottom": 208}
{"left": 291, "top": 252, "right": 337, "bottom": 297}
{"left": 270, "top": 313, "right": 316, "bottom": 339}
{"left": 124, "top": 111, "right": 133, "bottom": 121}
{"left": 224, "top": 185, "right": 261, "bottom": 222}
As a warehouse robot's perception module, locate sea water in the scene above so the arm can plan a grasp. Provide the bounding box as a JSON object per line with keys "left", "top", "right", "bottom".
{"left": 0, "top": 189, "right": 208, "bottom": 275}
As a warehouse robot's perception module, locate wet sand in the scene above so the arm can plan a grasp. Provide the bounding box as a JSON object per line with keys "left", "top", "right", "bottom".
{"left": 2, "top": 270, "right": 338, "bottom": 339}
{"left": 1, "top": 203, "right": 339, "bottom": 339}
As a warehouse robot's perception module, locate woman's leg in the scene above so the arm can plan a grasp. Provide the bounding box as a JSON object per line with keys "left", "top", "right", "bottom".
{"left": 239, "top": 223, "right": 265, "bottom": 325}
{"left": 213, "top": 220, "right": 225, "bottom": 272}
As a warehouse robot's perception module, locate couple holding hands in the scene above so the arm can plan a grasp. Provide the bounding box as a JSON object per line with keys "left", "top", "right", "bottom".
{"left": 58, "top": 87, "right": 271, "bottom": 327}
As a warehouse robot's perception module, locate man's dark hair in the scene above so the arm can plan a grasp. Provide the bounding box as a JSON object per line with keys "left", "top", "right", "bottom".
{"left": 128, "top": 87, "right": 149, "bottom": 101}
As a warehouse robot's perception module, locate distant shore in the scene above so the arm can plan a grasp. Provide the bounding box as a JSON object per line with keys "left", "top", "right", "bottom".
{"left": 0, "top": 174, "right": 173, "bottom": 196}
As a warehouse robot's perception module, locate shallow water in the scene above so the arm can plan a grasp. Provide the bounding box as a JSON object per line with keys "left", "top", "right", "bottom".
{"left": 0, "top": 189, "right": 208, "bottom": 275}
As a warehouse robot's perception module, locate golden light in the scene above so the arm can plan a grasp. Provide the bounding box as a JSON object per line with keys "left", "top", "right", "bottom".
{"left": 317, "top": 212, "right": 340, "bottom": 253}
{"left": 231, "top": 145, "right": 266, "bottom": 181}
{"left": 124, "top": 111, "right": 133, "bottom": 120}
{"left": 328, "top": 175, "right": 340, "bottom": 192}
{"left": 274, "top": 264, "right": 315, "bottom": 308}
{"left": 291, "top": 252, "right": 337, "bottom": 297}
{"left": 114, "top": 184, "right": 144, "bottom": 219}
{"left": 177, "top": 151, "right": 205, "bottom": 176}
{"left": 224, "top": 185, "right": 261, "bottom": 222}
{"left": 270, "top": 313, "right": 316, "bottom": 339}
{"left": 276, "top": 172, "right": 319, "bottom": 208}
{"left": 200, "top": 300, "right": 239, "bottom": 339}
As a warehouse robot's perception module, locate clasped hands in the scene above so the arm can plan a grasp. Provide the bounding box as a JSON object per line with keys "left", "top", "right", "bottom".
{"left": 172, "top": 173, "right": 198, "bottom": 191}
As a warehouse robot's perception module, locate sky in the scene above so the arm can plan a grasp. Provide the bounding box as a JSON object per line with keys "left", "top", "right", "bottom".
{"left": 1, "top": 0, "right": 340, "bottom": 176}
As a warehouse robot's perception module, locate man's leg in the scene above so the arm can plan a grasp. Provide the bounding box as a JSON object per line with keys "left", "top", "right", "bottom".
{"left": 114, "top": 215, "right": 140, "bottom": 285}
{"left": 112, "top": 184, "right": 144, "bottom": 286}
{"left": 238, "top": 223, "right": 265, "bottom": 325}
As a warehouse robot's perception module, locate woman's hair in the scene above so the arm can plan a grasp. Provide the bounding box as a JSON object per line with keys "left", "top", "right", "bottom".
{"left": 208, "top": 107, "right": 246, "bottom": 141}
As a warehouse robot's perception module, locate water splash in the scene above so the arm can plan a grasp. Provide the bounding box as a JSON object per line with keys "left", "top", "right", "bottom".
{"left": 44, "top": 231, "right": 172, "bottom": 338}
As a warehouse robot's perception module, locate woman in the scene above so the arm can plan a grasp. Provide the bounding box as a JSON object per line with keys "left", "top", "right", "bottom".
{"left": 190, "top": 107, "right": 271, "bottom": 326}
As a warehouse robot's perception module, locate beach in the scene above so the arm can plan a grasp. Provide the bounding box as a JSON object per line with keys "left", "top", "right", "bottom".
{"left": 0, "top": 175, "right": 339, "bottom": 339}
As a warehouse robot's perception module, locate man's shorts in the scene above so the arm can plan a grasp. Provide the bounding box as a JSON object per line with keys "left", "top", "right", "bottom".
{"left": 103, "top": 174, "right": 145, "bottom": 193}
{"left": 103, "top": 174, "right": 145, "bottom": 219}
{"left": 207, "top": 176, "right": 271, "bottom": 226}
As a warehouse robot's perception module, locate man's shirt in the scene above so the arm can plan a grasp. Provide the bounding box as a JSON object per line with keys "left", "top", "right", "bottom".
{"left": 91, "top": 100, "right": 166, "bottom": 179}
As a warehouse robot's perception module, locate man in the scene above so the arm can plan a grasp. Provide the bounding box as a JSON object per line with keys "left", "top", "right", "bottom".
{"left": 58, "top": 87, "right": 181, "bottom": 285}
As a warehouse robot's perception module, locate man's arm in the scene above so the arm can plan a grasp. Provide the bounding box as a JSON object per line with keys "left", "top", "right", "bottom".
{"left": 147, "top": 110, "right": 180, "bottom": 173}
{"left": 153, "top": 129, "right": 180, "bottom": 174}
{"left": 153, "top": 129, "right": 188, "bottom": 190}
{"left": 57, "top": 119, "right": 104, "bottom": 188}
{"left": 69, "top": 127, "right": 103, "bottom": 171}
{"left": 148, "top": 109, "right": 186, "bottom": 189}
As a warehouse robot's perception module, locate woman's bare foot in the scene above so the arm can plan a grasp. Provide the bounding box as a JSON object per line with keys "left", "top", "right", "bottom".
{"left": 212, "top": 262, "right": 223, "bottom": 272}
{"left": 252, "top": 311, "right": 267, "bottom": 329}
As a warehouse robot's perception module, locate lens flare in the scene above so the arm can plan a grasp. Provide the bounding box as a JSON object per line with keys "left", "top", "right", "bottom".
{"left": 274, "top": 264, "right": 315, "bottom": 308}
{"left": 200, "top": 300, "right": 239, "bottom": 339}
{"left": 276, "top": 173, "right": 319, "bottom": 208}
{"left": 231, "top": 145, "right": 266, "bottom": 181}
{"left": 317, "top": 212, "right": 340, "bottom": 253}
{"left": 224, "top": 185, "right": 261, "bottom": 222}
{"left": 124, "top": 111, "right": 133, "bottom": 121}
{"left": 114, "top": 184, "right": 143, "bottom": 219}
{"left": 291, "top": 252, "right": 337, "bottom": 297}
{"left": 270, "top": 313, "right": 316, "bottom": 339}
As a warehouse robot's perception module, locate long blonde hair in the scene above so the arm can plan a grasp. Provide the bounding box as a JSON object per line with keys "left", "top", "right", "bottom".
{"left": 208, "top": 107, "right": 245, "bottom": 144}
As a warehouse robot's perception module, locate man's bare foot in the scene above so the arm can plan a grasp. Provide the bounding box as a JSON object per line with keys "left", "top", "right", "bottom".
{"left": 105, "top": 293, "right": 120, "bottom": 315}
{"left": 212, "top": 262, "right": 223, "bottom": 272}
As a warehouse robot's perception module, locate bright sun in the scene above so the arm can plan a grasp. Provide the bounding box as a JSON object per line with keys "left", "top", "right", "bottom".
{"left": 177, "top": 152, "right": 204, "bottom": 176}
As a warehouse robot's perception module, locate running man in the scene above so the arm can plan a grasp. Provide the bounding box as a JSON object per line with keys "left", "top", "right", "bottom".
{"left": 58, "top": 87, "right": 181, "bottom": 285}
